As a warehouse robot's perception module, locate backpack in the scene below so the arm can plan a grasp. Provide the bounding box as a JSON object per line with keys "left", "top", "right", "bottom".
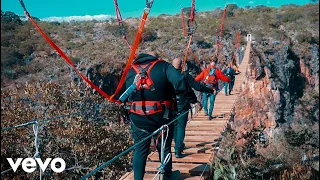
{"left": 225, "top": 67, "right": 231, "bottom": 76}
{"left": 225, "top": 67, "right": 234, "bottom": 78}
{"left": 204, "top": 67, "right": 217, "bottom": 84}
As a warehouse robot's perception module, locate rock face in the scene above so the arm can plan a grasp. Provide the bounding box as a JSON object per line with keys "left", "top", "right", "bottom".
{"left": 222, "top": 40, "right": 319, "bottom": 178}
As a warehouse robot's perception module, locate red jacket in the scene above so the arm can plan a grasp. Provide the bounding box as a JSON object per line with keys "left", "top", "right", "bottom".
{"left": 195, "top": 66, "right": 230, "bottom": 84}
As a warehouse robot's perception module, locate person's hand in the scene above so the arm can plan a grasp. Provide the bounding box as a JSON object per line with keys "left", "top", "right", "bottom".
{"left": 212, "top": 89, "right": 217, "bottom": 95}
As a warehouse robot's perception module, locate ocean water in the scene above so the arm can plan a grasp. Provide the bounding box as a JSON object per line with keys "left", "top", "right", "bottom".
{"left": 1, "top": 0, "right": 314, "bottom": 20}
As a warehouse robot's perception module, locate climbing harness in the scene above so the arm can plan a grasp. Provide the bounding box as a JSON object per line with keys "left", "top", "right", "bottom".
{"left": 126, "top": 100, "right": 173, "bottom": 116}
{"left": 118, "top": 59, "right": 174, "bottom": 117}
{"left": 132, "top": 60, "right": 164, "bottom": 91}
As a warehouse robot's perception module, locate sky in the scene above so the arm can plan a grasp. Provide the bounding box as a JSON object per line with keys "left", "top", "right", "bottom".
{"left": 1, "top": 0, "right": 313, "bottom": 22}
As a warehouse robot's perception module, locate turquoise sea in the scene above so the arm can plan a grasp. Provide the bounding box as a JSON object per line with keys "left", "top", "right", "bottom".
{"left": 1, "top": 0, "right": 314, "bottom": 20}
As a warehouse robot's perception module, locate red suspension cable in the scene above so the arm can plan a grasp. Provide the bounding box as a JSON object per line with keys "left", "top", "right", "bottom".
{"left": 219, "top": 7, "right": 227, "bottom": 43}
{"left": 235, "top": 31, "right": 241, "bottom": 50}
{"left": 19, "top": 0, "right": 151, "bottom": 104}
{"left": 190, "top": 0, "right": 196, "bottom": 22}
{"left": 114, "top": 0, "right": 132, "bottom": 49}
{"left": 181, "top": 9, "right": 187, "bottom": 38}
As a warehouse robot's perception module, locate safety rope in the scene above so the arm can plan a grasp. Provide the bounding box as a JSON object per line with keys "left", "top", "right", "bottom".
{"left": 1, "top": 168, "right": 13, "bottom": 175}
{"left": 32, "top": 121, "right": 42, "bottom": 180}
{"left": 113, "top": 0, "right": 132, "bottom": 49}
{"left": 80, "top": 105, "right": 195, "bottom": 179}
{"left": 158, "top": 125, "right": 170, "bottom": 179}
{"left": 153, "top": 154, "right": 171, "bottom": 180}
{"left": 160, "top": 125, "right": 169, "bottom": 167}
{"left": 18, "top": 0, "right": 153, "bottom": 104}
{"left": 1, "top": 112, "right": 81, "bottom": 132}
{"left": 199, "top": 163, "right": 209, "bottom": 179}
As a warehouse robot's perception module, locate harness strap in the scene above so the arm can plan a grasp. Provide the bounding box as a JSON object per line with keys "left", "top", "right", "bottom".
{"left": 127, "top": 101, "right": 172, "bottom": 115}
{"left": 132, "top": 60, "right": 164, "bottom": 90}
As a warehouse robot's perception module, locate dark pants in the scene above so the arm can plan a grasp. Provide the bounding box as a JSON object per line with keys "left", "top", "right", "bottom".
{"left": 224, "top": 78, "right": 235, "bottom": 95}
{"left": 173, "top": 108, "right": 189, "bottom": 153}
{"left": 202, "top": 92, "right": 216, "bottom": 117}
{"left": 130, "top": 118, "right": 174, "bottom": 180}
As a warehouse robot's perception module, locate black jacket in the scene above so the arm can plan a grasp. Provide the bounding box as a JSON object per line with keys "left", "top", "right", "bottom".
{"left": 223, "top": 67, "right": 236, "bottom": 80}
{"left": 176, "top": 70, "right": 214, "bottom": 112}
{"left": 118, "top": 54, "right": 187, "bottom": 129}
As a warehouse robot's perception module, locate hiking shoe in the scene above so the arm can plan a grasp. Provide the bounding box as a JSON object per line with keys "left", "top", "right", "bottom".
{"left": 208, "top": 116, "right": 213, "bottom": 120}
{"left": 175, "top": 151, "right": 183, "bottom": 158}
{"left": 163, "top": 170, "right": 181, "bottom": 180}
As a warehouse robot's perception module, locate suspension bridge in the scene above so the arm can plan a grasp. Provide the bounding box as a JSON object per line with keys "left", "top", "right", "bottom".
{"left": 120, "top": 41, "right": 251, "bottom": 180}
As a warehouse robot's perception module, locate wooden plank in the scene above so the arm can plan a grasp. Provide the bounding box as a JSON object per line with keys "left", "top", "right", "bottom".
{"left": 185, "top": 131, "right": 221, "bottom": 136}
{"left": 149, "top": 152, "right": 211, "bottom": 164}
{"left": 184, "top": 135, "right": 220, "bottom": 142}
{"left": 172, "top": 141, "right": 221, "bottom": 148}
{"left": 121, "top": 172, "right": 204, "bottom": 180}
{"left": 171, "top": 147, "right": 213, "bottom": 154}
{"left": 187, "top": 121, "right": 228, "bottom": 125}
{"left": 185, "top": 126, "right": 225, "bottom": 132}
{"left": 145, "top": 162, "right": 210, "bottom": 175}
{"left": 186, "top": 124, "right": 226, "bottom": 128}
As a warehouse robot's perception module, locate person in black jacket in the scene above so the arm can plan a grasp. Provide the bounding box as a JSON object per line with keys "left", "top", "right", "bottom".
{"left": 171, "top": 58, "right": 215, "bottom": 158}
{"left": 117, "top": 52, "right": 186, "bottom": 180}
{"left": 222, "top": 63, "right": 236, "bottom": 96}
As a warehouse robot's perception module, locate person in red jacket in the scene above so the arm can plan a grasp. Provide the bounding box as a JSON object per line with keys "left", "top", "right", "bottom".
{"left": 195, "top": 61, "right": 230, "bottom": 120}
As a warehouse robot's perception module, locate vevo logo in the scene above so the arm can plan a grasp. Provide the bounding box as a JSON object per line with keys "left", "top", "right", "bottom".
{"left": 7, "top": 158, "right": 66, "bottom": 173}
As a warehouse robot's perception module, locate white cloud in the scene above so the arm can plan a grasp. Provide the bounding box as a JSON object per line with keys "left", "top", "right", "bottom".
{"left": 249, "top": 1, "right": 255, "bottom": 4}
{"left": 41, "top": 14, "right": 114, "bottom": 22}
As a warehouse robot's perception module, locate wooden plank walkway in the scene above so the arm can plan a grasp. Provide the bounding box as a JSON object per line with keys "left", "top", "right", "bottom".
{"left": 120, "top": 42, "right": 251, "bottom": 180}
